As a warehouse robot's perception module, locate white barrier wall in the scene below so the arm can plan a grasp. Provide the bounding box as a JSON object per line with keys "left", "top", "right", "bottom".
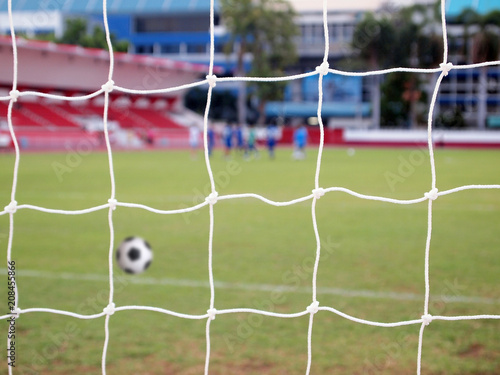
{"left": 344, "top": 129, "right": 500, "bottom": 147}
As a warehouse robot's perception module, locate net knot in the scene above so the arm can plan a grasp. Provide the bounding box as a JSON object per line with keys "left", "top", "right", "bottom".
{"left": 103, "top": 303, "right": 116, "bottom": 316}
{"left": 205, "top": 192, "right": 218, "bottom": 205}
{"left": 207, "top": 308, "right": 217, "bottom": 320}
{"left": 421, "top": 313, "right": 433, "bottom": 326}
{"left": 312, "top": 188, "right": 326, "bottom": 200}
{"left": 9, "top": 90, "right": 20, "bottom": 102}
{"left": 315, "top": 62, "right": 329, "bottom": 76}
{"left": 101, "top": 80, "right": 115, "bottom": 93}
{"left": 4, "top": 200, "right": 17, "bottom": 214}
{"left": 107, "top": 198, "right": 118, "bottom": 210}
{"left": 206, "top": 74, "right": 217, "bottom": 88}
{"left": 11, "top": 307, "right": 21, "bottom": 319}
{"left": 439, "top": 62, "right": 453, "bottom": 76}
{"left": 306, "top": 301, "right": 320, "bottom": 314}
{"left": 424, "top": 188, "right": 439, "bottom": 201}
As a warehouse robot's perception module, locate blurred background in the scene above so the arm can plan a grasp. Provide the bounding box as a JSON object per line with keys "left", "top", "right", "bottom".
{"left": 1, "top": 0, "right": 500, "bottom": 151}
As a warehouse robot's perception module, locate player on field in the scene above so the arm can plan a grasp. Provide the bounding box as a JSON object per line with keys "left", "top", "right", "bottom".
{"left": 223, "top": 123, "right": 233, "bottom": 158}
{"left": 189, "top": 123, "right": 201, "bottom": 159}
{"left": 292, "top": 124, "right": 308, "bottom": 160}
{"left": 266, "top": 124, "right": 278, "bottom": 159}
{"left": 245, "top": 125, "right": 259, "bottom": 160}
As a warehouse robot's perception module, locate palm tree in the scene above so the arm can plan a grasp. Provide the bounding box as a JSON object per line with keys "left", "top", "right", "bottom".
{"left": 352, "top": 13, "right": 396, "bottom": 128}
{"left": 220, "top": 0, "right": 298, "bottom": 124}
{"left": 411, "top": 3, "right": 443, "bottom": 129}
{"left": 473, "top": 31, "right": 499, "bottom": 129}
{"left": 457, "top": 9, "right": 500, "bottom": 129}
{"left": 472, "top": 17, "right": 500, "bottom": 129}
{"left": 353, "top": 4, "right": 444, "bottom": 128}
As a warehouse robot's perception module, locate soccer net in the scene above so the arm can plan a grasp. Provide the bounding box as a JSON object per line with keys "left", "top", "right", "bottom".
{"left": 1, "top": 0, "right": 499, "bottom": 374}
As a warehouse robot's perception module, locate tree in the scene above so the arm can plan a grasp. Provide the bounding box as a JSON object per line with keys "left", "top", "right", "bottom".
{"left": 60, "top": 18, "right": 128, "bottom": 52}
{"left": 473, "top": 30, "right": 499, "bottom": 129}
{"left": 472, "top": 12, "right": 499, "bottom": 129}
{"left": 456, "top": 9, "right": 500, "bottom": 128}
{"left": 352, "top": 13, "right": 396, "bottom": 128}
{"left": 220, "top": 0, "right": 298, "bottom": 124}
{"left": 397, "top": 3, "right": 443, "bottom": 128}
{"left": 352, "top": 3, "right": 443, "bottom": 128}
{"left": 28, "top": 18, "right": 128, "bottom": 52}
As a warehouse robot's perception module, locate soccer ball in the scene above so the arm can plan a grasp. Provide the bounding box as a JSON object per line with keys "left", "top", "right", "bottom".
{"left": 116, "top": 236, "right": 153, "bottom": 274}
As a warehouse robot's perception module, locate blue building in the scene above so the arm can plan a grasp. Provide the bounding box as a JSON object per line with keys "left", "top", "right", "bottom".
{"left": 1, "top": 0, "right": 499, "bottom": 127}
{"left": 0, "top": 0, "right": 227, "bottom": 65}
{"left": 0, "top": 0, "right": 368, "bottom": 124}
{"left": 441, "top": 0, "right": 500, "bottom": 128}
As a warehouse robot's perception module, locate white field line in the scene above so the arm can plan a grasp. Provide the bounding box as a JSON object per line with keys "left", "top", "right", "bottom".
{"left": 1, "top": 269, "right": 499, "bottom": 305}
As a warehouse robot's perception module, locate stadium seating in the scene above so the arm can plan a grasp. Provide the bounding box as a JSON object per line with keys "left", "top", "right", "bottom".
{"left": 0, "top": 96, "right": 184, "bottom": 131}
{"left": 22, "top": 102, "right": 81, "bottom": 128}
{"left": 126, "top": 107, "right": 184, "bottom": 129}
{"left": 0, "top": 101, "right": 45, "bottom": 127}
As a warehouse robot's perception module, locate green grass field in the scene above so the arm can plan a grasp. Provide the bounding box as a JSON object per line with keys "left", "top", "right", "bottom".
{"left": 0, "top": 147, "right": 499, "bottom": 375}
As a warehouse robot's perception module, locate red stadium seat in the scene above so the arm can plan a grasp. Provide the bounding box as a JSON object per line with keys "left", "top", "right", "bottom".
{"left": 0, "top": 101, "right": 46, "bottom": 128}
{"left": 22, "top": 102, "right": 81, "bottom": 128}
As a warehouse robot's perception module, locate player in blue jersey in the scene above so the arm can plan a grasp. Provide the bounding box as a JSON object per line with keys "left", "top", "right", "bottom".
{"left": 207, "top": 123, "right": 215, "bottom": 157}
{"left": 234, "top": 124, "right": 245, "bottom": 154}
{"left": 223, "top": 123, "right": 233, "bottom": 158}
{"left": 292, "top": 124, "right": 308, "bottom": 160}
{"left": 266, "top": 124, "right": 278, "bottom": 159}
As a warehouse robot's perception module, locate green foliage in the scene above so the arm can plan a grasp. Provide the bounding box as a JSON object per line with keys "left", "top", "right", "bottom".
{"left": 455, "top": 8, "right": 500, "bottom": 63}
{"left": 56, "top": 18, "right": 87, "bottom": 45}
{"left": 380, "top": 73, "right": 411, "bottom": 127}
{"left": 380, "top": 72, "right": 427, "bottom": 127}
{"left": 352, "top": 2, "right": 445, "bottom": 127}
{"left": 352, "top": 13, "right": 397, "bottom": 69}
{"left": 30, "top": 18, "right": 128, "bottom": 52}
{"left": 59, "top": 18, "right": 128, "bottom": 52}
{"left": 417, "top": 34, "right": 443, "bottom": 68}
{"left": 435, "top": 107, "right": 467, "bottom": 129}
{"left": 353, "top": 4, "right": 444, "bottom": 69}
{"left": 472, "top": 30, "right": 500, "bottom": 63}
{"left": 481, "top": 10, "right": 500, "bottom": 27}
{"left": 455, "top": 8, "right": 482, "bottom": 25}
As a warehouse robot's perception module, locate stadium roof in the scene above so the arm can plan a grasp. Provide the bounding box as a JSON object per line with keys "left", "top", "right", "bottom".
{"left": 0, "top": 36, "right": 217, "bottom": 74}
{"left": 0, "top": 0, "right": 217, "bottom": 15}
{"left": 0, "top": 36, "right": 221, "bottom": 93}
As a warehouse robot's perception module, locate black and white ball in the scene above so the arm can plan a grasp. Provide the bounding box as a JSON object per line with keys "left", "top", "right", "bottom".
{"left": 116, "top": 236, "right": 153, "bottom": 274}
